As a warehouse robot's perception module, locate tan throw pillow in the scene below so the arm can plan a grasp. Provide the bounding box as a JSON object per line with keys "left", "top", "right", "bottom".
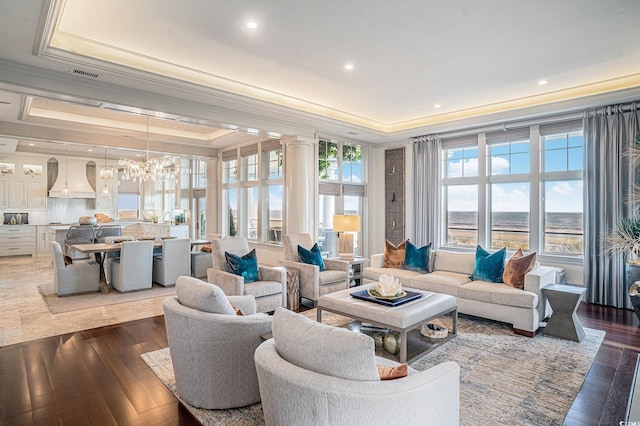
{"left": 231, "top": 304, "right": 245, "bottom": 316}
{"left": 384, "top": 240, "right": 407, "bottom": 268}
{"left": 201, "top": 245, "right": 212, "bottom": 252}
{"left": 502, "top": 249, "right": 537, "bottom": 289}
{"left": 377, "top": 363, "right": 408, "bottom": 380}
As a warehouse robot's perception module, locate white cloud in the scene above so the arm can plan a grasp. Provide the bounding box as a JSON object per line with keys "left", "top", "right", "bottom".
{"left": 491, "top": 156, "right": 510, "bottom": 174}
{"left": 552, "top": 181, "right": 574, "bottom": 195}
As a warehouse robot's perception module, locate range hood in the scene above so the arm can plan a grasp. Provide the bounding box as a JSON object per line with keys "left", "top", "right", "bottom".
{"left": 49, "top": 158, "right": 96, "bottom": 199}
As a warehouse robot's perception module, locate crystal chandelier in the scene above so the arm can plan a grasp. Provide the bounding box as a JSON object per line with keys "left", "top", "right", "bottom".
{"left": 119, "top": 117, "right": 178, "bottom": 183}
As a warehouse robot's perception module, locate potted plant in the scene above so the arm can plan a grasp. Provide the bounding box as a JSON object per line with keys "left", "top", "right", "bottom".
{"left": 607, "top": 132, "right": 640, "bottom": 319}
{"left": 150, "top": 215, "right": 158, "bottom": 223}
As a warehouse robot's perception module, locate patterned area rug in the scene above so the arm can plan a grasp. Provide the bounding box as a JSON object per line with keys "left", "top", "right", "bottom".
{"left": 141, "top": 310, "right": 605, "bottom": 426}
{"left": 38, "top": 282, "right": 176, "bottom": 314}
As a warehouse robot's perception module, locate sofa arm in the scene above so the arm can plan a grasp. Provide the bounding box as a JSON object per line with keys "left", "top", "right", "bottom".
{"left": 280, "top": 259, "right": 319, "bottom": 300}
{"left": 207, "top": 268, "right": 244, "bottom": 296}
{"left": 370, "top": 253, "right": 384, "bottom": 268}
{"left": 227, "top": 295, "right": 257, "bottom": 315}
{"left": 524, "top": 266, "right": 556, "bottom": 319}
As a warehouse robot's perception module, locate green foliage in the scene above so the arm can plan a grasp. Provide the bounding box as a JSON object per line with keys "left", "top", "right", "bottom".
{"left": 229, "top": 208, "right": 237, "bottom": 236}
{"left": 318, "top": 141, "right": 361, "bottom": 179}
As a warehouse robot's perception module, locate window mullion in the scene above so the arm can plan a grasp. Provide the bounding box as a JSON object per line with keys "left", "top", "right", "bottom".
{"left": 477, "top": 133, "right": 488, "bottom": 247}
{"left": 529, "top": 125, "right": 541, "bottom": 254}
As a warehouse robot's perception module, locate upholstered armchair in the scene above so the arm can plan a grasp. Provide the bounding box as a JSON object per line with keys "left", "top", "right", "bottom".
{"left": 207, "top": 236, "right": 286, "bottom": 313}
{"left": 152, "top": 238, "right": 191, "bottom": 286}
{"left": 280, "top": 233, "right": 349, "bottom": 305}
{"left": 255, "top": 308, "right": 460, "bottom": 426}
{"left": 50, "top": 241, "right": 100, "bottom": 296}
{"left": 109, "top": 240, "right": 154, "bottom": 292}
{"left": 163, "top": 276, "right": 273, "bottom": 409}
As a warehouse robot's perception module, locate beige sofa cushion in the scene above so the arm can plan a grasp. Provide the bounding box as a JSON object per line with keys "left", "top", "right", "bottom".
{"left": 459, "top": 281, "right": 537, "bottom": 309}
{"left": 433, "top": 250, "right": 476, "bottom": 275}
{"left": 409, "top": 271, "right": 471, "bottom": 297}
{"left": 364, "top": 267, "right": 423, "bottom": 286}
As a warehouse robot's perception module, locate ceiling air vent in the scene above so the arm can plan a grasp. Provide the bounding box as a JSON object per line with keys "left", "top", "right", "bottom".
{"left": 68, "top": 67, "right": 101, "bottom": 79}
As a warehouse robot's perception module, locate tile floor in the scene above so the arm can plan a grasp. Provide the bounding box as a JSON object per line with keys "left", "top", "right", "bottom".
{"left": 0, "top": 255, "right": 166, "bottom": 346}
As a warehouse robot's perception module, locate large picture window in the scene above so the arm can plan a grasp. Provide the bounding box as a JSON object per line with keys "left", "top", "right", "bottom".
{"left": 441, "top": 120, "right": 583, "bottom": 258}
{"left": 221, "top": 140, "right": 283, "bottom": 243}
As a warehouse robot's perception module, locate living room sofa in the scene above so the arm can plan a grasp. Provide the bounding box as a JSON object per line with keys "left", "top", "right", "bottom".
{"left": 364, "top": 250, "right": 556, "bottom": 336}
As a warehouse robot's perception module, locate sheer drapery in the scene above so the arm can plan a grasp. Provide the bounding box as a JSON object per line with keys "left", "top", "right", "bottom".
{"left": 584, "top": 103, "right": 639, "bottom": 308}
{"left": 412, "top": 135, "right": 442, "bottom": 248}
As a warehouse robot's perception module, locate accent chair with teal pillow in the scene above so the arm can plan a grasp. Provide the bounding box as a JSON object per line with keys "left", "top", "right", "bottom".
{"left": 225, "top": 249, "right": 260, "bottom": 283}
{"left": 402, "top": 241, "right": 432, "bottom": 273}
{"left": 470, "top": 245, "right": 506, "bottom": 283}
{"left": 298, "top": 243, "right": 326, "bottom": 271}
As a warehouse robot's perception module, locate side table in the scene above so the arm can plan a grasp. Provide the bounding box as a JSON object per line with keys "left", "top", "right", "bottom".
{"left": 274, "top": 266, "right": 300, "bottom": 311}
{"left": 542, "top": 284, "right": 586, "bottom": 342}
{"left": 330, "top": 256, "right": 369, "bottom": 287}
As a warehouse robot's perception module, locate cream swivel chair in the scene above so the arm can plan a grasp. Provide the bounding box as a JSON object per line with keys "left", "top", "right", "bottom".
{"left": 207, "top": 236, "right": 286, "bottom": 313}
{"left": 255, "top": 308, "right": 460, "bottom": 426}
{"left": 109, "top": 240, "right": 154, "bottom": 292}
{"left": 163, "top": 276, "right": 273, "bottom": 409}
{"left": 280, "top": 233, "right": 350, "bottom": 306}
{"left": 152, "top": 238, "right": 191, "bottom": 286}
{"left": 50, "top": 241, "right": 100, "bottom": 296}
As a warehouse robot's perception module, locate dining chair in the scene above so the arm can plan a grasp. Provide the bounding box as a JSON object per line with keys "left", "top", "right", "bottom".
{"left": 50, "top": 241, "right": 100, "bottom": 296}
{"left": 64, "top": 225, "right": 96, "bottom": 259}
{"left": 109, "top": 240, "right": 154, "bottom": 292}
{"left": 103, "top": 236, "right": 135, "bottom": 284}
{"left": 152, "top": 238, "right": 191, "bottom": 286}
{"left": 94, "top": 225, "right": 122, "bottom": 243}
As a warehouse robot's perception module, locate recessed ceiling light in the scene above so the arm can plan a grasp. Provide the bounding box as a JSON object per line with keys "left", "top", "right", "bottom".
{"left": 246, "top": 22, "right": 258, "bottom": 29}
{"left": 88, "top": 149, "right": 93, "bottom": 152}
{"left": 538, "top": 80, "right": 548, "bottom": 85}
{"left": 434, "top": 104, "right": 441, "bottom": 108}
{"left": 28, "top": 143, "right": 35, "bottom": 146}
{"left": 344, "top": 64, "right": 354, "bottom": 71}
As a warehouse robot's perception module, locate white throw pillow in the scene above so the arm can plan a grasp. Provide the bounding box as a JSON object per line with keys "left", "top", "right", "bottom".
{"left": 176, "top": 276, "right": 236, "bottom": 315}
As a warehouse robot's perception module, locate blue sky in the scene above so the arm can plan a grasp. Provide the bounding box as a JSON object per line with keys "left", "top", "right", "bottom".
{"left": 447, "top": 134, "right": 583, "bottom": 213}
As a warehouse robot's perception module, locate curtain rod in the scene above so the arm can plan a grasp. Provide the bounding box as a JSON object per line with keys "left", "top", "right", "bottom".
{"left": 585, "top": 101, "right": 638, "bottom": 117}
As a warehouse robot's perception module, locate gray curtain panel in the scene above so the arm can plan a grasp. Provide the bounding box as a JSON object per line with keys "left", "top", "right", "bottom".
{"left": 584, "top": 103, "right": 639, "bottom": 308}
{"left": 412, "top": 135, "right": 442, "bottom": 248}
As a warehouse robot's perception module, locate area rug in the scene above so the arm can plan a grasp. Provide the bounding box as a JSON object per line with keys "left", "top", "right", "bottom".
{"left": 38, "top": 282, "right": 176, "bottom": 314}
{"left": 141, "top": 310, "right": 605, "bottom": 426}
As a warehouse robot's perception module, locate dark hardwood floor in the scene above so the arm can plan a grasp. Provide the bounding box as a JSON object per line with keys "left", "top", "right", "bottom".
{"left": 0, "top": 304, "right": 638, "bottom": 426}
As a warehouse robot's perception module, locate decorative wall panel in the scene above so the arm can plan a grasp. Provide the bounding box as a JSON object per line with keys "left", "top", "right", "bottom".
{"left": 385, "top": 148, "right": 405, "bottom": 244}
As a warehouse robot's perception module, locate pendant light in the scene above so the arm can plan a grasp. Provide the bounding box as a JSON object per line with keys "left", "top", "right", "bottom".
{"left": 100, "top": 148, "right": 112, "bottom": 199}
{"left": 61, "top": 143, "right": 72, "bottom": 198}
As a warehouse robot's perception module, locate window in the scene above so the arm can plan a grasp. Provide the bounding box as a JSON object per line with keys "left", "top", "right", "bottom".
{"left": 318, "top": 139, "right": 366, "bottom": 257}
{"left": 221, "top": 141, "right": 283, "bottom": 242}
{"left": 541, "top": 130, "right": 584, "bottom": 254}
{"left": 441, "top": 120, "right": 583, "bottom": 258}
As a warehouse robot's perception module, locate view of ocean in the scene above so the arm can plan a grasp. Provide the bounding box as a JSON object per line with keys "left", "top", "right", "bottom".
{"left": 448, "top": 211, "right": 583, "bottom": 233}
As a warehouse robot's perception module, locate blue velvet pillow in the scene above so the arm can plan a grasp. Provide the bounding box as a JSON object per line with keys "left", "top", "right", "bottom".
{"left": 298, "top": 243, "right": 325, "bottom": 271}
{"left": 225, "top": 249, "right": 259, "bottom": 283}
{"left": 470, "top": 245, "right": 506, "bottom": 283}
{"left": 402, "top": 241, "right": 432, "bottom": 273}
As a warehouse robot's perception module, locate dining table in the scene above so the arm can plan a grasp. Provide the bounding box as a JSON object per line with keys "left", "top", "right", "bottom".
{"left": 72, "top": 238, "right": 209, "bottom": 292}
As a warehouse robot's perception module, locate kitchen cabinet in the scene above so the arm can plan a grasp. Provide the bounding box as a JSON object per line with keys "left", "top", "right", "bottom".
{"left": 37, "top": 225, "right": 50, "bottom": 256}
{"left": 0, "top": 225, "right": 36, "bottom": 257}
{"left": 0, "top": 159, "right": 47, "bottom": 210}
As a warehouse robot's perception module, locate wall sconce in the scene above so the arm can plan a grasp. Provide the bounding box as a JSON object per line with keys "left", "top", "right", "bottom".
{"left": 333, "top": 214, "right": 361, "bottom": 259}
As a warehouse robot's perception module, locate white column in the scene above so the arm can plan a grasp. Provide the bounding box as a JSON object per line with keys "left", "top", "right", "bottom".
{"left": 282, "top": 135, "right": 316, "bottom": 235}
{"left": 206, "top": 157, "right": 219, "bottom": 235}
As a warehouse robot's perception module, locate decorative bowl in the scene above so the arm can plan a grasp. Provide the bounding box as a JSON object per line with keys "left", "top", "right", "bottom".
{"left": 367, "top": 288, "right": 406, "bottom": 300}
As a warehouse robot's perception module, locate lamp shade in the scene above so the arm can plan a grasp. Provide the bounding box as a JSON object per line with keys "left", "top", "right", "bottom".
{"left": 333, "top": 215, "right": 361, "bottom": 232}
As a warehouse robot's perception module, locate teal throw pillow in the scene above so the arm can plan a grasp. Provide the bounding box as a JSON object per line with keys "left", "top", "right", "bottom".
{"left": 298, "top": 243, "right": 326, "bottom": 271}
{"left": 225, "top": 249, "right": 259, "bottom": 283}
{"left": 402, "top": 241, "right": 432, "bottom": 273}
{"left": 470, "top": 245, "right": 506, "bottom": 283}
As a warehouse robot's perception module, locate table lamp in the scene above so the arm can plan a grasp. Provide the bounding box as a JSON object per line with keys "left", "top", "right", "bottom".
{"left": 333, "top": 214, "right": 361, "bottom": 259}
